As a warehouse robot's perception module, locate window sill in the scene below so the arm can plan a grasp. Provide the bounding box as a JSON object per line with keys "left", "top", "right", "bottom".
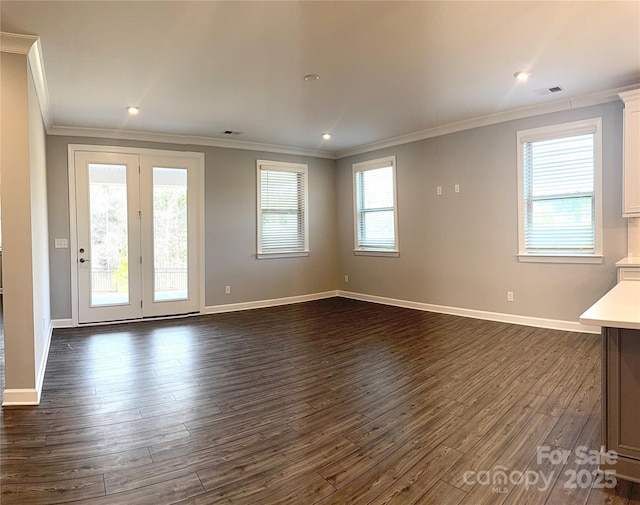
{"left": 354, "top": 249, "right": 399, "bottom": 257}
{"left": 257, "top": 251, "right": 309, "bottom": 260}
{"left": 517, "top": 254, "right": 603, "bottom": 264}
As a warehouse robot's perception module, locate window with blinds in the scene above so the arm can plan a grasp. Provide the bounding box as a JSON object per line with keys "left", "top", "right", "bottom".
{"left": 353, "top": 156, "right": 398, "bottom": 254}
{"left": 256, "top": 160, "right": 308, "bottom": 258}
{"left": 517, "top": 118, "right": 603, "bottom": 263}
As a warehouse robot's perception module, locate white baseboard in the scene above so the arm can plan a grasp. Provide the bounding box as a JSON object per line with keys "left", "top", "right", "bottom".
{"left": 337, "top": 290, "right": 601, "bottom": 334}
{"left": 51, "top": 290, "right": 601, "bottom": 334}
{"left": 51, "top": 318, "right": 73, "bottom": 328}
{"left": 205, "top": 290, "right": 339, "bottom": 314}
{"left": 34, "top": 320, "right": 54, "bottom": 404}
{"left": 2, "top": 388, "right": 40, "bottom": 406}
{"left": 3, "top": 319, "right": 54, "bottom": 406}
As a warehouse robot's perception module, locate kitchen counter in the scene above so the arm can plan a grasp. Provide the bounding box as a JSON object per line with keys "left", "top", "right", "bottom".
{"left": 580, "top": 280, "right": 640, "bottom": 484}
{"left": 580, "top": 281, "right": 640, "bottom": 330}
{"left": 616, "top": 256, "right": 640, "bottom": 267}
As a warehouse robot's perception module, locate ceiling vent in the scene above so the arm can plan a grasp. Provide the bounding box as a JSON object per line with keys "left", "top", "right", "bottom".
{"left": 222, "top": 130, "right": 242, "bottom": 135}
{"left": 534, "top": 86, "right": 564, "bottom": 96}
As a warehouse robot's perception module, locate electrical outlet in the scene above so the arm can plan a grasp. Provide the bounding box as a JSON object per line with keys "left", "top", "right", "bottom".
{"left": 507, "top": 291, "right": 514, "bottom": 302}
{"left": 436, "top": 186, "right": 442, "bottom": 196}
{"left": 225, "top": 286, "right": 231, "bottom": 295}
{"left": 454, "top": 184, "right": 460, "bottom": 193}
{"left": 344, "top": 275, "right": 349, "bottom": 283}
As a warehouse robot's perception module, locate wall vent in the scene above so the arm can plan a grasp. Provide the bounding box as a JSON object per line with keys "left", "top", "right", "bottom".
{"left": 222, "top": 130, "right": 242, "bottom": 135}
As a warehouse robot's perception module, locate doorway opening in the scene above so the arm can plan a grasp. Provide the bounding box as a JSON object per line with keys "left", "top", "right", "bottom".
{"left": 68, "top": 145, "right": 204, "bottom": 325}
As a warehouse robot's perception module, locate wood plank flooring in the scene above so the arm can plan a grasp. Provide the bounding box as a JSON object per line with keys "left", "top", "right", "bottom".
{"left": 0, "top": 295, "right": 4, "bottom": 394}
{"left": 1, "top": 297, "right": 639, "bottom": 504}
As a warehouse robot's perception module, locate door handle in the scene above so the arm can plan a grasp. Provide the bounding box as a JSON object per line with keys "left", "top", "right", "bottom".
{"left": 79, "top": 258, "right": 90, "bottom": 263}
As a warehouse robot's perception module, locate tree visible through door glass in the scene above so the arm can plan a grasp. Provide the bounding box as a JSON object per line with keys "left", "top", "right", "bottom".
{"left": 153, "top": 167, "right": 188, "bottom": 301}
{"left": 88, "top": 164, "right": 129, "bottom": 306}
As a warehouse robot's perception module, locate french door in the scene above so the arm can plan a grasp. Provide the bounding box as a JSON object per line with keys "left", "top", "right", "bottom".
{"left": 73, "top": 148, "right": 202, "bottom": 324}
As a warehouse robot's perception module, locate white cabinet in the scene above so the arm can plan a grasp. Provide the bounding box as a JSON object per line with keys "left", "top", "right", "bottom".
{"left": 619, "top": 90, "right": 640, "bottom": 217}
{"left": 618, "top": 267, "right": 640, "bottom": 282}
{"left": 616, "top": 258, "right": 640, "bottom": 282}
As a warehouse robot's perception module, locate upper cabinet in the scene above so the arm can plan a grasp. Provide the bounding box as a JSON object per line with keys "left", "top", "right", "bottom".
{"left": 619, "top": 89, "right": 640, "bottom": 217}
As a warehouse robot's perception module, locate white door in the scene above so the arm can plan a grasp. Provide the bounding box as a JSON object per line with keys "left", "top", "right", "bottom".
{"left": 139, "top": 156, "right": 200, "bottom": 318}
{"left": 74, "top": 150, "right": 201, "bottom": 324}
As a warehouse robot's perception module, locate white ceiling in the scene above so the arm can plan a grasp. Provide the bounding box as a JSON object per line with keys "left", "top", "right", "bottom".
{"left": 2, "top": 1, "right": 639, "bottom": 157}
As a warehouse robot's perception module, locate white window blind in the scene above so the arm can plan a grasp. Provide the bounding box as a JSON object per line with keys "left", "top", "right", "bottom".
{"left": 523, "top": 134, "right": 594, "bottom": 253}
{"left": 517, "top": 117, "right": 602, "bottom": 262}
{"left": 353, "top": 156, "right": 398, "bottom": 252}
{"left": 257, "top": 161, "right": 308, "bottom": 257}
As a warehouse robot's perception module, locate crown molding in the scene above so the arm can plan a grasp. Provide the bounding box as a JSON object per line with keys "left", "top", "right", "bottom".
{"left": 1, "top": 33, "right": 53, "bottom": 130}
{"left": 334, "top": 83, "right": 639, "bottom": 159}
{"left": 48, "top": 126, "right": 336, "bottom": 159}
{"left": 618, "top": 88, "right": 640, "bottom": 105}
{"left": 0, "top": 32, "right": 37, "bottom": 54}
{"left": 13, "top": 27, "right": 637, "bottom": 163}
{"left": 27, "top": 38, "right": 53, "bottom": 130}
{"left": 569, "top": 84, "right": 638, "bottom": 109}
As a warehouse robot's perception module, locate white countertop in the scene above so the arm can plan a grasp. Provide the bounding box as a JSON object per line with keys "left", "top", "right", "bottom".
{"left": 580, "top": 281, "right": 640, "bottom": 330}
{"left": 615, "top": 256, "right": 640, "bottom": 267}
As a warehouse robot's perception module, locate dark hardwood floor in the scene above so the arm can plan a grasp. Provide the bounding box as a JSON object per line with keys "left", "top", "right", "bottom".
{"left": 1, "top": 298, "right": 639, "bottom": 504}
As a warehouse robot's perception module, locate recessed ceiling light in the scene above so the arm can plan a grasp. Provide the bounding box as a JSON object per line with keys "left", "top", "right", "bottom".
{"left": 514, "top": 71, "right": 530, "bottom": 82}
{"left": 127, "top": 105, "right": 140, "bottom": 115}
{"left": 322, "top": 133, "right": 331, "bottom": 140}
{"left": 304, "top": 73, "right": 320, "bottom": 82}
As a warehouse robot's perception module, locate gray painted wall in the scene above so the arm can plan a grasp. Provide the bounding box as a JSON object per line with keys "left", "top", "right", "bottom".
{"left": 336, "top": 101, "right": 627, "bottom": 323}
{"left": 46, "top": 137, "right": 337, "bottom": 319}
{"left": 1, "top": 51, "right": 36, "bottom": 390}
{"left": 28, "top": 63, "right": 51, "bottom": 383}
{"left": 47, "top": 100, "right": 626, "bottom": 325}
{"left": 0, "top": 51, "right": 51, "bottom": 393}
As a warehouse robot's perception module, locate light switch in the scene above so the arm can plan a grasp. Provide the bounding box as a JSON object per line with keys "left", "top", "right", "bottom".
{"left": 54, "top": 238, "right": 68, "bottom": 249}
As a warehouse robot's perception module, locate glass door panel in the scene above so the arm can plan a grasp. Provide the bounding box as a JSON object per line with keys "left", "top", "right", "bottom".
{"left": 88, "top": 164, "right": 130, "bottom": 306}
{"left": 153, "top": 167, "right": 188, "bottom": 302}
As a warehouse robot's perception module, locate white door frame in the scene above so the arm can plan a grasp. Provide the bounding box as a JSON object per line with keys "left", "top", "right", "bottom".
{"left": 68, "top": 144, "right": 205, "bottom": 326}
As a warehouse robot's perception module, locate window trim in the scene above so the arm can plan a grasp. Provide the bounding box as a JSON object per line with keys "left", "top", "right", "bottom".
{"left": 352, "top": 155, "right": 399, "bottom": 256}
{"left": 256, "top": 159, "right": 309, "bottom": 259}
{"left": 516, "top": 118, "right": 603, "bottom": 264}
